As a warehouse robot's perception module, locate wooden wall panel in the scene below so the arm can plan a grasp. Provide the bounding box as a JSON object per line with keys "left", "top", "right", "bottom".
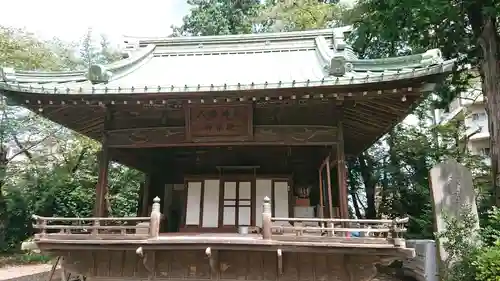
{"left": 61, "top": 249, "right": 391, "bottom": 281}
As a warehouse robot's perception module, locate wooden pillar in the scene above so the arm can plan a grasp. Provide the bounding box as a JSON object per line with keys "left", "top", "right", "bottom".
{"left": 139, "top": 173, "right": 152, "bottom": 217}
{"left": 336, "top": 121, "right": 348, "bottom": 219}
{"left": 94, "top": 106, "right": 112, "bottom": 217}
{"left": 318, "top": 167, "right": 324, "bottom": 218}
{"left": 325, "top": 156, "right": 334, "bottom": 219}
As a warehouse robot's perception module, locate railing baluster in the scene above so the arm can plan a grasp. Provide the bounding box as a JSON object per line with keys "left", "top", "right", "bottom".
{"left": 149, "top": 197, "right": 161, "bottom": 239}
{"left": 40, "top": 218, "right": 47, "bottom": 237}
{"left": 92, "top": 220, "right": 100, "bottom": 235}
{"left": 328, "top": 221, "right": 335, "bottom": 237}
{"left": 262, "top": 197, "right": 272, "bottom": 240}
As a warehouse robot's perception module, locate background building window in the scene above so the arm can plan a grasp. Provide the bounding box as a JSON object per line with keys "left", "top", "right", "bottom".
{"left": 480, "top": 147, "right": 490, "bottom": 156}
{"left": 471, "top": 112, "right": 487, "bottom": 121}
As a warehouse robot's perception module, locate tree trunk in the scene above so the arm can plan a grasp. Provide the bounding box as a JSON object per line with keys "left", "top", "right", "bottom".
{"left": 479, "top": 18, "right": 500, "bottom": 206}
{"left": 0, "top": 147, "right": 8, "bottom": 250}
{"left": 358, "top": 153, "right": 377, "bottom": 219}
{"left": 347, "top": 158, "right": 363, "bottom": 218}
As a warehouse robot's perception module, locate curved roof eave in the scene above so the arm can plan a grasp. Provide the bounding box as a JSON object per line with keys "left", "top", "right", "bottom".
{"left": 0, "top": 26, "right": 456, "bottom": 97}
{"left": 0, "top": 59, "right": 455, "bottom": 96}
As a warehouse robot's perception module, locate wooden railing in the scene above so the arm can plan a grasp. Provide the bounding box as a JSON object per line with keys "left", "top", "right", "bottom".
{"left": 32, "top": 196, "right": 407, "bottom": 247}
{"left": 32, "top": 197, "right": 163, "bottom": 239}
{"left": 261, "top": 197, "right": 408, "bottom": 247}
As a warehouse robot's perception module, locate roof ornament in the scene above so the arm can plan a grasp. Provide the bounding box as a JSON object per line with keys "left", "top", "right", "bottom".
{"left": 420, "top": 49, "right": 444, "bottom": 66}
{"left": 121, "top": 51, "right": 131, "bottom": 59}
{"left": 124, "top": 39, "right": 140, "bottom": 50}
{"left": 329, "top": 56, "right": 353, "bottom": 77}
{"left": 0, "top": 67, "right": 16, "bottom": 82}
{"left": 88, "top": 64, "right": 113, "bottom": 84}
{"left": 332, "top": 28, "right": 357, "bottom": 60}
{"left": 333, "top": 33, "right": 347, "bottom": 51}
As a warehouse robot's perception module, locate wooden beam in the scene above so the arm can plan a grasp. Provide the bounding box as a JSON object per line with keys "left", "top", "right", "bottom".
{"left": 107, "top": 125, "right": 338, "bottom": 148}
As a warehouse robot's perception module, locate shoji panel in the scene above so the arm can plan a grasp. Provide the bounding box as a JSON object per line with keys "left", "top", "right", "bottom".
{"left": 223, "top": 181, "right": 237, "bottom": 225}
{"left": 185, "top": 182, "right": 202, "bottom": 225}
{"left": 239, "top": 181, "right": 252, "bottom": 226}
{"left": 202, "top": 179, "right": 220, "bottom": 227}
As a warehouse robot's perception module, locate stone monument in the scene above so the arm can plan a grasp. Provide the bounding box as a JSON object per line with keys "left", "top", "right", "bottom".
{"left": 429, "top": 158, "right": 480, "bottom": 264}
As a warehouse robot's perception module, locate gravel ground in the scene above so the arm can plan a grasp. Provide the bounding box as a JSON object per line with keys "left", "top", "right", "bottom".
{"left": 0, "top": 264, "right": 57, "bottom": 281}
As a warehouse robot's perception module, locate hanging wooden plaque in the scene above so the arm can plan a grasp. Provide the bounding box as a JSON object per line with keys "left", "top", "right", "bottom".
{"left": 186, "top": 104, "right": 253, "bottom": 142}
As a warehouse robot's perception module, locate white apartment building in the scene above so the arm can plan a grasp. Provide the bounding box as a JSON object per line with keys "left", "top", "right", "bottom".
{"left": 438, "top": 85, "right": 491, "bottom": 164}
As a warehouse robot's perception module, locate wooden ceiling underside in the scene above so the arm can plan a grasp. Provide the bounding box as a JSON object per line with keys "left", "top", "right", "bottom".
{"left": 2, "top": 79, "right": 429, "bottom": 173}
{"left": 129, "top": 146, "right": 333, "bottom": 182}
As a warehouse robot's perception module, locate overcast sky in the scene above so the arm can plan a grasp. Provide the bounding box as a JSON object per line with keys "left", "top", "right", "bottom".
{"left": 1, "top": 0, "right": 356, "bottom": 42}
{"left": 1, "top": 0, "right": 190, "bottom": 41}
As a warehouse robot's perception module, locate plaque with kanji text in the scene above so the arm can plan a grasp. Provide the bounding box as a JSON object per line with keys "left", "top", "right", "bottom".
{"left": 186, "top": 104, "right": 253, "bottom": 142}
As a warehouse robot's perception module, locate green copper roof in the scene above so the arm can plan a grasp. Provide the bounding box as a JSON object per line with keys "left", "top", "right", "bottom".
{"left": 0, "top": 26, "right": 454, "bottom": 95}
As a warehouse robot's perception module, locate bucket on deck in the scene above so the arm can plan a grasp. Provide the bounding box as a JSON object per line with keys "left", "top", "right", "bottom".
{"left": 238, "top": 226, "right": 249, "bottom": 235}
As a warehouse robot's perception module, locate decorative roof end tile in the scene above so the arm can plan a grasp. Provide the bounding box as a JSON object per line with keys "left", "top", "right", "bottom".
{"left": 0, "top": 67, "right": 16, "bottom": 82}
{"left": 333, "top": 33, "right": 347, "bottom": 51}
{"left": 329, "top": 56, "right": 353, "bottom": 77}
{"left": 420, "top": 49, "right": 444, "bottom": 66}
{"left": 88, "top": 65, "right": 113, "bottom": 84}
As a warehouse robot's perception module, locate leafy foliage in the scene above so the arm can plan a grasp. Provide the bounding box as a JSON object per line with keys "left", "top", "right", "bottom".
{"left": 481, "top": 207, "right": 500, "bottom": 246}
{"left": 256, "top": 0, "right": 351, "bottom": 32}
{"left": 437, "top": 206, "right": 480, "bottom": 281}
{"left": 473, "top": 243, "right": 500, "bottom": 281}
{"left": 0, "top": 26, "right": 142, "bottom": 253}
{"left": 171, "top": 0, "right": 261, "bottom": 36}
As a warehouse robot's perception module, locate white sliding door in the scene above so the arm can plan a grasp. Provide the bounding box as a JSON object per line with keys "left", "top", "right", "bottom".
{"left": 222, "top": 181, "right": 253, "bottom": 227}
{"left": 202, "top": 180, "right": 220, "bottom": 227}
{"left": 185, "top": 180, "right": 220, "bottom": 228}
{"left": 238, "top": 181, "right": 252, "bottom": 226}
{"left": 185, "top": 182, "right": 202, "bottom": 226}
{"left": 223, "top": 181, "right": 237, "bottom": 226}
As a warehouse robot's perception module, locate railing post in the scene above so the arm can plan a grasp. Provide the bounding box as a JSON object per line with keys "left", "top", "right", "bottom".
{"left": 262, "top": 196, "right": 272, "bottom": 240}
{"left": 40, "top": 219, "right": 47, "bottom": 237}
{"left": 390, "top": 218, "right": 404, "bottom": 247}
{"left": 149, "top": 197, "right": 161, "bottom": 239}
{"left": 328, "top": 221, "right": 335, "bottom": 237}
{"left": 92, "top": 220, "right": 100, "bottom": 235}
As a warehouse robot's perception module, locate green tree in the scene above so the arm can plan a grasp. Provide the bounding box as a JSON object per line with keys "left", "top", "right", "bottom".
{"left": 172, "top": 0, "right": 261, "bottom": 36}
{"left": 256, "top": 0, "right": 351, "bottom": 32}
{"left": 0, "top": 25, "right": 142, "bottom": 252}
{"left": 0, "top": 25, "right": 70, "bottom": 250}
{"left": 351, "top": 0, "right": 500, "bottom": 206}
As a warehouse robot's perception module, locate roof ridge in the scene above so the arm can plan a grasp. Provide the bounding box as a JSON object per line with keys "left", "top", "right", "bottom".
{"left": 123, "top": 26, "right": 352, "bottom": 47}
